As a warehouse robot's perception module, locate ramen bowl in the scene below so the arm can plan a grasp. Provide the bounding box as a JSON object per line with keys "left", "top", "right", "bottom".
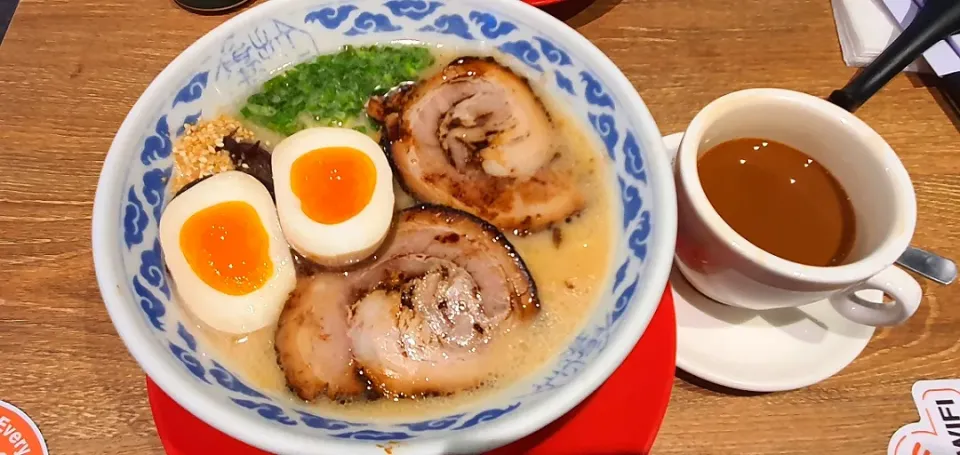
{"left": 91, "top": 0, "right": 676, "bottom": 453}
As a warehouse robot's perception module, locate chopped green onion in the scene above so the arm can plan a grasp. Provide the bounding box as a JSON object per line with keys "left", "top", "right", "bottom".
{"left": 240, "top": 45, "right": 435, "bottom": 136}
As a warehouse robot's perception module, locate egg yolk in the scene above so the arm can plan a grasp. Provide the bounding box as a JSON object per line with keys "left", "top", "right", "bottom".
{"left": 179, "top": 201, "right": 273, "bottom": 296}
{"left": 291, "top": 147, "right": 377, "bottom": 225}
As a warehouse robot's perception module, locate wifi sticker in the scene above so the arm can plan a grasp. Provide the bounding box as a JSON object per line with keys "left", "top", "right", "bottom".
{"left": 889, "top": 380, "right": 960, "bottom": 455}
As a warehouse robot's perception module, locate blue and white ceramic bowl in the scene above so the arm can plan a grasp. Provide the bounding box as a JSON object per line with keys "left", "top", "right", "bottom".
{"left": 91, "top": 0, "right": 676, "bottom": 453}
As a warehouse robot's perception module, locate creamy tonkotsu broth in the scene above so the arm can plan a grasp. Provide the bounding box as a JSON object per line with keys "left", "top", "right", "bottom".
{"left": 163, "top": 44, "right": 616, "bottom": 420}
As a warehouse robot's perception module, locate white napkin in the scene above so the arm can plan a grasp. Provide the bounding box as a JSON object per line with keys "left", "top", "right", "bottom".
{"left": 831, "top": 0, "right": 929, "bottom": 72}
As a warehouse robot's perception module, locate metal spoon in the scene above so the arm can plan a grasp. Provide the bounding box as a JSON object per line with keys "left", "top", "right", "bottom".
{"left": 827, "top": 0, "right": 959, "bottom": 285}
{"left": 899, "top": 247, "right": 957, "bottom": 285}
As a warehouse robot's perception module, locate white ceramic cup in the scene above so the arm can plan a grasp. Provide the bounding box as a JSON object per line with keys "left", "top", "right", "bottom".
{"left": 674, "top": 88, "right": 922, "bottom": 327}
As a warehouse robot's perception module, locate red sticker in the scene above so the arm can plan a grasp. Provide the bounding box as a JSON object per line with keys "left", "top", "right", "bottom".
{"left": 0, "top": 400, "right": 47, "bottom": 455}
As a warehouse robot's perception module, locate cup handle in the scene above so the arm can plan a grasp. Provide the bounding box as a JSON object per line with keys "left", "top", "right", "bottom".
{"left": 829, "top": 266, "right": 922, "bottom": 327}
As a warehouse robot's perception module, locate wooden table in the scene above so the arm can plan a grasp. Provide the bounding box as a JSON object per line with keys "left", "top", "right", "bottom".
{"left": 1, "top": 0, "right": 958, "bottom": 453}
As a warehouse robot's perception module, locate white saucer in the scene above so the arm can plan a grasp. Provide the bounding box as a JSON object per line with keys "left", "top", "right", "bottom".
{"left": 662, "top": 132, "right": 876, "bottom": 392}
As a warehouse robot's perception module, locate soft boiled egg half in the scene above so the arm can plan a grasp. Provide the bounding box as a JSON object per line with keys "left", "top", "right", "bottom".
{"left": 159, "top": 171, "right": 296, "bottom": 334}
{"left": 272, "top": 127, "right": 395, "bottom": 267}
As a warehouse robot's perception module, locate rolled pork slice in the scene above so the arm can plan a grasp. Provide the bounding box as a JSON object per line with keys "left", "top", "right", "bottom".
{"left": 275, "top": 275, "right": 367, "bottom": 401}
{"left": 274, "top": 204, "right": 540, "bottom": 401}
{"left": 370, "top": 57, "right": 585, "bottom": 233}
{"left": 348, "top": 205, "right": 540, "bottom": 397}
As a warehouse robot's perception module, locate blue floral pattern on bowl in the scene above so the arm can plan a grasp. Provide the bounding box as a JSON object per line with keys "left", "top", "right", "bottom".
{"left": 114, "top": 0, "right": 659, "bottom": 444}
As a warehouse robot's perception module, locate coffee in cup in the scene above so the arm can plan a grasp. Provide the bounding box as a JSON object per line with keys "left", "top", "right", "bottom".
{"left": 674, "top": 88, "right": 921, "bottom": 327}
{"left": 697, "top": 137, "right": 857, "bottom": 268}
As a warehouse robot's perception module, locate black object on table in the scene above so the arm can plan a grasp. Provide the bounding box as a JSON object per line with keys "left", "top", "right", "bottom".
{"left": 0, "top": 0, "right": 19, "bottom": 44}
{"left": 174, "top": 0, "right": 252, "bottom": 14}
{"left": 828, "top": 0, "right": 960, "bottom": 114}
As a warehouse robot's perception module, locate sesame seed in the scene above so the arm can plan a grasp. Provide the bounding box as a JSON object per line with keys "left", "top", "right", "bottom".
{"left": 170, "top": 115, "right": 256, "bottom": 193}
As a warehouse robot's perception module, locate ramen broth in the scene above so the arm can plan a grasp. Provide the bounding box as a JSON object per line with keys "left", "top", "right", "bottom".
{"left": 172, "top": 45, "right": 616, "bottom": 420}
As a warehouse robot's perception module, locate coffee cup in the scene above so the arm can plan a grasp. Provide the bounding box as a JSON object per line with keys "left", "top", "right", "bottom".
{"left": 674, "top": 88, "right": 922, "bottom": 327}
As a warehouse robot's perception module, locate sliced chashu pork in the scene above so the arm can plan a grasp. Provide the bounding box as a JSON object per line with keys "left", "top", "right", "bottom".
{"left": 275, "top": 204, "right": 539, "bottom": 400}
{"left": 275, "top": 275, "right": 366, "bottom": 400}
{"left": 369, "top": 57, "right": 584, "bottom": 233}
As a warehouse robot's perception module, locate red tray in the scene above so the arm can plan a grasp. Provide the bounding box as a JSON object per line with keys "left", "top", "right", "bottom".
{"left": 147, "top": 286, "right": 676, "bottom": 455}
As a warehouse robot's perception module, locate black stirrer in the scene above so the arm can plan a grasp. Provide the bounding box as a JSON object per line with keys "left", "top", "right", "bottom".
{"left": 828, "top": 0, "right": 960, "bottom": 113}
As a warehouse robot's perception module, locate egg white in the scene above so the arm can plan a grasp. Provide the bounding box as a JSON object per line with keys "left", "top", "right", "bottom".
{"left": 272, "top": 127, "right": 395, "bottom": 267}
{"left": 159, "top": 171, "right": 296, "bottom": 335}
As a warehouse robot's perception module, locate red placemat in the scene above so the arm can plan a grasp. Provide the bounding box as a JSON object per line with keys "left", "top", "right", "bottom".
{"left": 147, "top": 286, "right": 676, "bottom": 455}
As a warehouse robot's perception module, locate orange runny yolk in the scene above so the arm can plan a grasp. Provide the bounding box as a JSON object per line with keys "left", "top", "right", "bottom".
{"left": 291, "top": 147, "right": 377, "bottom": 225}
{"left": 179, "top": 201, "right": 273, "bottom": 296}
